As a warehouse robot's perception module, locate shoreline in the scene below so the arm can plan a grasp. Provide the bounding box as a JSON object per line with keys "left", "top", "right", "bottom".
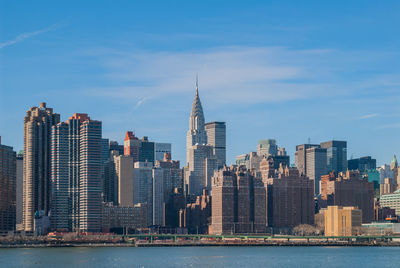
{"left": 1, "top": 241, "right": 400, "bottom": 248}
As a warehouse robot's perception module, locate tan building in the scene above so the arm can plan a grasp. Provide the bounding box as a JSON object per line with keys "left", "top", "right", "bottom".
{"left": 23, "top": 102, "right": 60, "bottom": 231}
{"left": 114, "top": 155, "right": 134, "bottom": 207}
{"left": 320, "top": 170, "right": 374, "bottom": 223}
{"left": 380, "top": 177, "right": 395, "bottom": 196}
{"left": 323, "top": 206, "right": 362, "bottom": 236}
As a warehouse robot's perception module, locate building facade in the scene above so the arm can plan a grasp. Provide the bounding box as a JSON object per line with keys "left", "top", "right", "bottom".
{"left": 348, "top": 156, "right": 377, "bottom": 174}
{"left": 323, "top": 206, "right": 362, "bottom": 236}
{"left": 305, "top": 147, "right": 327, "bottom": 195}
{"left": 205, "top": 122, "right": 226, "bottom": 169}
{"left": 102, "top": 202, "right": 147, "bottom": 233}
{"left": 210, "top": 166, "right": 267, "bottom": 235}
{"left": 380, "top": 189, "right": 400, "bottom": 216}
{"left": 0, "top": 137, "right": 16, "bottom": 232}
{"left": 154, "top": 143, "right": 172, "bottom": 162}
{"left": 23, "top": 102, "right": 60, "bottom": 231}
{"left": 114, "top": 155, "right": 134, "bottom": 207}
{"left": 16, "top": 152, "right": 23, "bottom": 228}
{"left": 50, "top": 113, "right": 102, "bottom": 232}
{"left": 320, "top": 140, "right": 347, "bottom": 173}
{"left": 320, "top": 170, "right": 374, "bottom": 223}
{"left": 261, "top": 157, "right": 315, "bottom": 229}
{"left": 186, "top": 86, "right": 207, "bottom": 164}
{"left": 295, "top": 144, "right": 320, "bottom": 176}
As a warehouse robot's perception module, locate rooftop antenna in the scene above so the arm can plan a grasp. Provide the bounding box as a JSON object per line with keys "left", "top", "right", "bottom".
{"left": 308, "top": 137, "right": 311, "bottom": 144}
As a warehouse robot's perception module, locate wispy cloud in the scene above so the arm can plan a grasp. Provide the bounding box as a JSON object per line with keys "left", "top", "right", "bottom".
{"left": 0, "top": 23, "right": 59, "bottom": 49}
{"left": 78, "top": 45, "right": 400, "bottom": 109}
{"left": 135, "top": 98, "right": 146, "bottom": 108}
{"left": 81, "top": 46, "right": 349, "bottom": 104}
{"left": 359, "top": 113, "right": 380, "bottom": 119}
{"left": 379, "top": 123, "right": 400, "bottom": 129}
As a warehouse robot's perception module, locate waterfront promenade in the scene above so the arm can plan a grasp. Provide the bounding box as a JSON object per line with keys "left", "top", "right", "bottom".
{"left": 1, "top": 234, "right": 400, "bottom": 248}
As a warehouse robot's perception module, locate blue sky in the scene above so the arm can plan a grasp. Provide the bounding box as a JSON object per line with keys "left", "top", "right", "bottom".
{"left": 1, "top": 0, "right": 400, "bottom": 166}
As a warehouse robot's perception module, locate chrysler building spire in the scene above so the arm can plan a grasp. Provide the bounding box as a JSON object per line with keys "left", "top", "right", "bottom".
{"left": 186, "top": 77, "right": 207, "bottom": 163}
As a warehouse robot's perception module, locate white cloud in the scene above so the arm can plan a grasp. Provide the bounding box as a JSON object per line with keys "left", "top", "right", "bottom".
{"left": 359, "top": 113, "right": 380, "bottom": 119}
{"left": 80, "top": 46, "right": 400, "bottom": 107}
{"left": 82, "top": 46, "right": 349, "bottom": 104}
{"left": 0, "top": 23, "right": 59, "bottom": 49}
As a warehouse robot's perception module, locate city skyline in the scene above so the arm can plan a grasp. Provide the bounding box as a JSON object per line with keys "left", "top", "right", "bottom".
{"left": 1, "top": 1, "right": 400, "bottom": 167}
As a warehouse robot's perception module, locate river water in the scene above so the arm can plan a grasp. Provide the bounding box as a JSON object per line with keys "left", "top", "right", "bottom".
{"left": 0, "top": 246, "right": 399, "bottom": 267}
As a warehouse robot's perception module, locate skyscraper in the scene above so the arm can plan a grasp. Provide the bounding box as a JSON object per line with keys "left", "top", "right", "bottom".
{"left": 320, "top": 140, "right": 347, "bottom": 173}
{"left": 185, "top": 144, "right": 217, "bottom": 195}
{"left": 16, "top": 152, "right": 23, "bottom": 229}
{"left": 186, "top": 84, "right": 207, "bottom": 164}
{"left": 23, "top": 102, "right": 60, "bottom": 232}
{"left": 51, "top": 113, "right": 102, "bottom": 232}
{"left": 348, "top": 156, "right": 377, "bottom": 174}
{"left": 306, "top": 147, "right": 327, "bottom": 195}
{"left": 295, "top": 144, "right": 320, "bottom": 176}
{"left": 133, "top": 161, "right": 153, "bottom": 225}
{"left": 114, "top": 155, "right": 134, "bottom": 207}
{"left": 257, "top": 139, "right": 278, "bottom": 156}
{"left": 185, "top": 81, "right": 228, "bottom": 197}
{"left": 210, "top": 166, "right": 267, "bottom": 235}
{"left": 124, "top": 132, "right": 155, "bottom": 164}
{"left": 78, "top": 118, "right": 102, "bottom": 232}
{"left": 139, "top": 136, "right": 155, "bottom": 163}
{"left": 0, "top": 137, "right": 16, "bottom": 232}
{"left": 154, "top": 142, "right": 172, "bottom": 161}
{"left": 124, "top": 131, "right": 140, "bottom": 162}
{"left": 205, "top": 122, "right": 226, "bottom": 169}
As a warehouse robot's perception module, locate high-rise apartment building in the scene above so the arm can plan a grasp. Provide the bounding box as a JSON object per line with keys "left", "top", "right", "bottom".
{"left": 179, "top": 189, "right": 211, "bottom": 234}
{"left": 16, "top": 152, "right": 23, "bottom": 228}
{"left": 320, "top": 140, "right": 347, "bottom": 173}
{"left": 320, "top": 170, "right": 374, "bottom": 223}
{"left": 51, "top": 113, "right": 102, "bottom": 232}
{"left": 261, "top": 157, "right": 315, "bottom": 229}
{"left": 0, "top": 137, "right": 16, "bottom": 232}
{"left": 23, "top": 102, "right": 60, "bottom": 232}
{"left": 210, "top": 166, "right": 267, "bottom": 234}
{"left": 78, "top": 118, "right": 102, "bottom": 232}
{"left": 205, "top": 122, "right": 226, "bottom": 169}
